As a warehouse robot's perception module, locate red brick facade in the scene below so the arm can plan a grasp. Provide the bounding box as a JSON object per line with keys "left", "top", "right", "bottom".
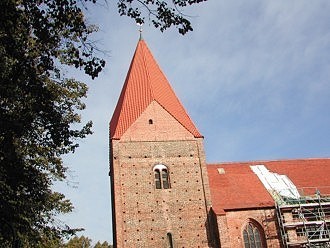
{"left": 110, "top": 39, "right": 330, "bottom": 247}
{"left": 216, "top": 209, "right": 280, "bottom": 248}
{"left": 110, "top": 102, "right": 212, "bottom": 247}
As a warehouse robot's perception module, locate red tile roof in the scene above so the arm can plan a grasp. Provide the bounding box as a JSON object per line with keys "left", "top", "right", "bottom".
{"left": 207, "top": 163, "right": 275, "bottom": 215}
{"left": 207, "top": 158, "right": 330, "bottom": 215}
{"left": 110, "top": 39, "right": 202, "bottom": 139}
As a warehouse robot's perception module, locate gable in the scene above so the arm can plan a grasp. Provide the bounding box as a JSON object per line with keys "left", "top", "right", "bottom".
{"left": 121, "top": 101, "right": 194, "bottom": 141}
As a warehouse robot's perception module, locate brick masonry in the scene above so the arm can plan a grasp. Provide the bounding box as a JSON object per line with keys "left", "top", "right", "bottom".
{"left": 216, "top": 209, "right": 280, "bottom": 248}
{"left": 110, "top": 101, "right": 212, "bottom": 247}
{"left": 109, "top": 39, "right": 330, "bottom": 248}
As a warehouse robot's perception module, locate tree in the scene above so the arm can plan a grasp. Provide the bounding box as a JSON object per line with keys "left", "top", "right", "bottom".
{"left": 66, "top": 236, "right": 92, "bottom": 248}
{"left": 62, "top": 236, "right": 112, "bottom": 248}
{"left": 0, "top": 0, "right": 103, "bottom": 246}
{"left": 117, "top": 0, "right": 207, "bottom": 34}
{"left": 94, "top": 241, "right": 113, "bottom": 248}
{"left": 0, "top": 0, "right": 206, "bottom": 246}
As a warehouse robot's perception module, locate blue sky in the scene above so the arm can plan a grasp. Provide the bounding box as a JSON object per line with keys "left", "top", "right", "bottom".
{"left": 55, "top": 0, "right": 330, "bottom": 244}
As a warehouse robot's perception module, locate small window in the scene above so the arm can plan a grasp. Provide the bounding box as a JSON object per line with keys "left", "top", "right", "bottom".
{"left": 149, "top": 119, "right": 153, "bottom": 124}
{"left": 243, "top": 222, "right": 266, "bottom": 248}
{"left": 167, "top": 232, "right": 174, "bottom": 248}
{"left": 153, "top": 164, "right": 170, "bottom": 189}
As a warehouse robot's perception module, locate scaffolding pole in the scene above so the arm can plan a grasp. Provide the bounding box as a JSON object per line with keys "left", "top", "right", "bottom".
{"left": 276, "top": 190, "right": 330, "bottom": 248}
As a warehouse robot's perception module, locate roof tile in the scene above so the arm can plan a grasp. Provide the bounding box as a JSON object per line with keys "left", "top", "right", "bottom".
{"left": 110, "top": 39, "right": 202, "bottom": 139}
{"left": 207, "top": 158, "right": 330, "bottom": 214}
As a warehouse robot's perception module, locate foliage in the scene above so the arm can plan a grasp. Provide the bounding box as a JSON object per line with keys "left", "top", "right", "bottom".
{"left": 117, "top": 0, "right": 208, "bottom": 34}
{"left": 94, "top": 240, "right": 113, "bottom": 248}
{"left": 65, "top": 235, "right": 92, "bottom": 248}
{"left": 65, "top": 236, "right": 112, "bottom": 248}
{"left": 0, "top": 0, "right": 103, "bottom": 246}
{"left": 0, "top": 0, "right": 206, "bottom": 246}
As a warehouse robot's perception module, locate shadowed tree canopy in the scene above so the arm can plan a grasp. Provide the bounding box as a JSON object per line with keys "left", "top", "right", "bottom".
{"left": 64, "top": 235, "right": 112, "bottom": 248}
{"left": 0, "top": 0, "right": 207, "bottom": 246}
{"left": 0, "top": 0, "right": 104, "bottom": 246}
{"left": 31, "top": 235, "right": 113, "bottom": 247}
{"left": 65, "top": 235, "right": 92, "bottom": 248}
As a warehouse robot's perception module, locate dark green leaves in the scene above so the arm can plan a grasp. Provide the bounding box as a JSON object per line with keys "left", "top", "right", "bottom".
{"left": 0, "top": 0, "right": 206, "bottom": 246}
{"left": 0, "top": 0, "right": 100, "bottom": 245}
{"left": 117, "top": 0, "right": 207, "bottom": 35}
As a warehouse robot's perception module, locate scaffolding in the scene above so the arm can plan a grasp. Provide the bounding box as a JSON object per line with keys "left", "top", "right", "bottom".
{"left": 276, "top": 189, "right": 330, "bottom": 248}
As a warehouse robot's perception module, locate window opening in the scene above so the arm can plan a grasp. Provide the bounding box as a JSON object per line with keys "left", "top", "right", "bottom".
{"left": 154, "top": 169, "right": 161, "bottom": 189}
{"left": 167, "top": 232, "right": 174, "bottom": 248}
{"left": 243, "top": 222, "right": 265, "bottom": 248}
{"left": 162, "top": 169, "right": 169, "bottom": 189}
{"left": 153, "top": 164, "right": 170, "bottom": 189}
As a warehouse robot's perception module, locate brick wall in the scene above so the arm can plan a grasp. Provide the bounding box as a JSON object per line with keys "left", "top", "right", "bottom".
{"left": 216, "top": 209, "right": 280, "bottom": 248}
{"left": 110, "top": 101, "right": 213, "bottom": 247}
{"left": 111, "top": 139, "right": 213, "bottom": 247}
{"left": 120, "top": 101, "right": 195, "bottom": 141}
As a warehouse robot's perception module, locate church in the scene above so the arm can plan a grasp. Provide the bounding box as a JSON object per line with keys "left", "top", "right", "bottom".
{"left": 109, "top": 37, "right": 330, "bottom": 247}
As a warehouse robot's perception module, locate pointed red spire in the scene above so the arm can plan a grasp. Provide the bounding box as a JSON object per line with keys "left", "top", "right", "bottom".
{"left": 110, "top": 39, "right": 202, "bottom": 139}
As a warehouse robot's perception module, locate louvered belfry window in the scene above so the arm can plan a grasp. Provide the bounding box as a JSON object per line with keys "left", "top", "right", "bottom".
{"left": 154, "top": 169, "right": 161, "bottom": 189}
{"left": 153, "top": 164, "right": 170, "bottom": 189}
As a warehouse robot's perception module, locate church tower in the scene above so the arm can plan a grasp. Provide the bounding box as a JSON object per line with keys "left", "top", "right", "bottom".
{"left": 109, "top": 38, "right": 212, "bottom": 247}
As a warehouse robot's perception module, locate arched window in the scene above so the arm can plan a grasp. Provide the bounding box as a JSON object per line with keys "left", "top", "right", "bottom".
{"left": 153, "top": 164, "right": 170, "bottom": 189}
{"left": 243, "top": 221, "right": 266, "bottom": 248}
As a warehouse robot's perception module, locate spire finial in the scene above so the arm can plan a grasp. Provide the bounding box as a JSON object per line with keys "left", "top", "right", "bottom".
{"left": 137, "top": 23, "right": 143, "bottom": 40}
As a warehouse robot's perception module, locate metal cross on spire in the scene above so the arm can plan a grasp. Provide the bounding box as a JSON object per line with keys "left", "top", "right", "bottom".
{"left": 137, "top": 23, "right": 143, "bottom": 40}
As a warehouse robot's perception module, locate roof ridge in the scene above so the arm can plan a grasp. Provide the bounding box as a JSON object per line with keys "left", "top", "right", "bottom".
{"left": 207, "top": 157, "right": 330, "bottom": 166}
{"left": 140, "top": 40, "right": 154, "bottom": 99}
